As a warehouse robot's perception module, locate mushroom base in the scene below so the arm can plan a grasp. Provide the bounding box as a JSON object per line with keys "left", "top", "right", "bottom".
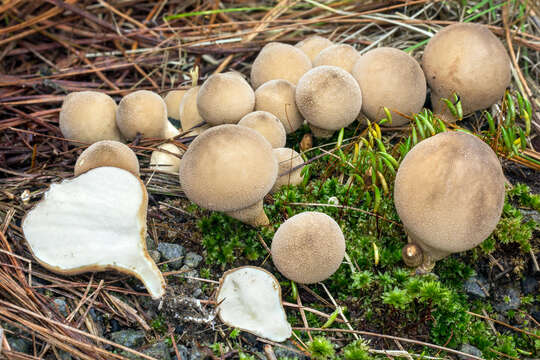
{"left": 309, "top": 124, "right": 334, "bottom": 139}
{"left": 225, "top": 200, "right": 269, "bottom": 226}
{"left": 407, "top": 235, "right": 450, "bottom": 272}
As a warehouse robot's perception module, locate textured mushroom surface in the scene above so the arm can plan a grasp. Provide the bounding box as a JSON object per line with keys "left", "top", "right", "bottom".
{"left": 394, "top": 131, "right": 505, "bottom": 261}
{"left": 74, "top": 140, "right": 139, "bottom": 177}
{"left": 255, "top": 79, "right": 304, "bottom": 133}
{"left": 150, "top": 143, "right": 183, "bottom": 175}
{"left": 59, "top": 91, "right": 123, "bottom": 144}
{"left": 295, "top": 35, "right": 334, "bottom": 61}
{"left": 164, "top": 90, "right": 187, "bottom": 120}
{"left": 422, "top": 23, "right": 510, "bottom": 121}
{"left": 22, "top": 167, "right": 166, "bottom": 299}
{"left": 217, "top": 266, "right": 291, "bottom": 342}
{"left": 271, "top": 211, "right": 345, "bottom": 283}
{"left": 313, "top": 44, "right": 360, "bottom": 73}
{"left": 352, "top": 47, "right": 426, "bottom": 126}
{"left": 116, "top": 90, "right": 168, "bottom": 140}
{"left": 179, "top": 86, "right": 204, "bottom": 131}
{"left": 251, "top": 42, "right": 312, "bottom": 89}
{"left": 238, "top": 111, "right": 286, "bottom": 148}
{"left": 271, "top": 148, "right": 304, "bottom": 193}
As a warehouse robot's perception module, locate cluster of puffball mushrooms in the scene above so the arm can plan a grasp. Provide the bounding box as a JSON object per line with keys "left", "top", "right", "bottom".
{"left": 22, "top": 23, "right": 510, "bottom": 342}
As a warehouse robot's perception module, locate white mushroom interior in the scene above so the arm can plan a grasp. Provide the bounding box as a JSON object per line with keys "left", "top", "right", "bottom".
{"left": 22, "top": 167, "right": 166, "bottom": 299}
{"left": 217, "top": 267, "right": 291, "bottom": 342}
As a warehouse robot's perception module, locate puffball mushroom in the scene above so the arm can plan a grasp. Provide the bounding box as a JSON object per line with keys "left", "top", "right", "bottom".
{"left": 295, "top": 66, "right": 362, "bottom": 138}
{"left": 59, "top": 91, "right": 123, "bottom": 144}
{"left": 179, "top": 125, "right": 277, "bottom": 226}
{"left": 352, "top": 47, "right": 427, "bottom": 126}
{"left": 116, "top": 90, "right": 168, "bottom": 140}
{"left": 238, "top": 111, "right": 286, "bottom": 148}
{"left": 295, "top": 35, "right": 334, "bottom": 62}
{"left": 197, "top": 72, "right": 255, "bottom": 126}
{"left": 251, "top": 42, "right": 312, "bottom": 89}
{"left": 313, "top": 44, "right": 360, "bottom": 73}
{"left": 163, "top": 90, "right": 186, "bottom": 121}
{"left": 22, "top": 167, "right": 166, "bottom": 299}
{"left": 422, "top": 23, "right": 511, "bottom": 121}
{"left": 179, "top": 86, "right": 204, "bottom": 132}
{"left": 394, "top": 131, "right": 505, "bottom": 270}
{"left": 150, "top": 143, "right": 183, "bottom": 175}
{"left": 271, "top": 148, "right": 304, "bottom": 193}
{"left": 271, "top": 211, "right": 345, "bottom": 283}
{"left": 74, "top": 140, "right": 139, "bottom": 177}
{"left": 254, "top": 79, "right": 304, "bottom": 134}
{"left": 217, "top": 266, "right": 292, "bottom": 342}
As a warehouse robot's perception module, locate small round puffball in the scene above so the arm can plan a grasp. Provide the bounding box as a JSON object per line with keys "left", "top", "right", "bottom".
{"left": 238, "top": 111, "right": 286, "bottom": 148}
{"left": 197, "top": 73, "right": 255, "bottom": 126}
{"left": 352, "top": 47, "right": 426, "bottom": 126}
{"left": 271, "top": 211, "right": 345, "bottom": 284}
{"left": 74, "top": 140, "right": 139, "bottom": 177}
{"left": 150, "top": 143, "right": 183, "bottom": 175}
{"left": 313, "top": 44, "right": 360, "bottom": 73}
{"left": 255, "top": 79, "right": 304, "bottom": 134}
{"left": 116, "top": 90, "right": 168, "bottom": 140}
{"left": 251, "top": 42, "right": 312, "bottom": 89}
{"left": 59, "top": 91, "right": 123, "bottom": 144}
{"left": 295, "top": 35, "right": 334, "bottom": 61}
{"left": 295, "top": 66, "right": 362, "bottom": 132}
{"left": 179, "top": 86, "right": 204, "bottom": 131}
{"left": 163, "top": 90, "right": 187, "bottom": 121}
{"left": 271, "top": 148, "right": 304, "bottom": 193}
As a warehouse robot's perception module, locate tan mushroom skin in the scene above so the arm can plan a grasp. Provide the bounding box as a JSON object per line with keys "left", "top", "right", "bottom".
{"left": 116, "top": 90, "right": 168, "bottom": 140}
{"left": 295, "top": 35, "right": 333, "bottom": 62}
{"left": 75, "top": 140, "right": 139, "bottom": 177}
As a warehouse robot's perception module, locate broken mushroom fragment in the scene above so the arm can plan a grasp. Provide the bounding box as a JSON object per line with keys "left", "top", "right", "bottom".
{"left": 295, "top": 35, "right": 334, "bottom": 62}
{"left": 313, "top": 44, "right": 360, "bottom": 73}
{"left": 179, "top": 125, "right": 277, "bottom": 226}
{"left": 238, "top": 111, "right": 286, "bottom": 148}
{"left": 254, "top": 79, "right": 304, "bottom": 134}
{"left": 22, "top": 167, "right": 166, "bottom": 299}
{"left": 271, "top": 148, "right": 304, "bottom": 193}
{"left": 251, "top": 42, "right": 312, "bottom": 89}
{"left": 59, "top": 91, "right": 123, "bottom": 144}
{"left": 197, "top": 73, "right": 255, "bottom": 126}
{"left": 217, "top": 266, "right": 292, "bottom": 342}
{"left": 116, "top": 90, "right": 168, "bottom": 140}
{"left": 163, "top": 90, "right": 187, "bottom": 121}
{"left": 394, "top": 131, "right": 505, "bottom": 270}
{"left": 422, "top": 23, "right": 511, "bottom": 121}
{"left": 74, "top": 140, "right": 139, "bottom": 177}
{"left": 295, "top": 66, "right": 362, "bottom": 138}
{"left": 271, "top": 211, "right": 345, "bottom": 283}
{"left": 352, "top": 47, "right": 426, "bottom": 126}
{"left": 150, "top": 143, "right": 183, "bottom": 175}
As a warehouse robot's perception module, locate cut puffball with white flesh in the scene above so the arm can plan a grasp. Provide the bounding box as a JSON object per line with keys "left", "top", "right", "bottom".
{"left": 22, "top": 167, "right": 166, "bottom": 299}
{"left": 217, "top": 266, "right": 291, "bottom": 342}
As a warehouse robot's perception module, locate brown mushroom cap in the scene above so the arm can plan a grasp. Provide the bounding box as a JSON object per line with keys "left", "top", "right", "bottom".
{"left": 313, "top": 44, "right": 360, "bottom": 73}
{"left": 74, "top": 140, "right": 139, "bottom": 177}
{"left": 422, "top": 23, "right": 511, "bottom": 121}
{"left": 295, "top": 66, "right": 362, "bottom": 135}
{"left": 163, "top": 90, "right": 187, "bottom": 121}
{"left": 271, "top": 148, "right": 304, "bottom": 193}
{"left": 179, "top": 124, "right": 277, "bottom": 213}
{"left": 179, "top": 86, "right": 204, "bottom": 131}
{"left": 251, "top": 42, "right": 312, "bottom": 89}
{"left": 59, "top": 91, "right": 123, "bottom": 144}
{"left": 394, "top": 131, "right": 505, "bottom": 261}
{"left": 271, "top": 211, "right": 345, "bottom": 284}
{"left": 238, "top": 111, "right": 286, "bottom": 148}
{"left": 255, "top": 79, "right": 304, "bottom": 134}
{"left": 116, "top": 90, "right": 168, "bottom": 140}
{"left": 352, "top": 47, "right": 426, "bottom": 126}
{"left": 295, "top": 35, "right": 334, "bottom": 61}
{"left": 197, "top": 73, "right": 255, "bottom": 126}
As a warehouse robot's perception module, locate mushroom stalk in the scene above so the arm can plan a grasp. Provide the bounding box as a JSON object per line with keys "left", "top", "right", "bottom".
{"left": 309, "top": 124, "right": 335, "bottom": 139}
{"left": 225, "top": 200, "right": 269, "bottom": 227}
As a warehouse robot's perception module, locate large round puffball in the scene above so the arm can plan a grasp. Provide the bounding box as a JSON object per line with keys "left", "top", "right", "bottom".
{"left": 197, "top": 73, "right": 255, "bottom": 126}
{"left": 251, "top": 42, "right": 312, "bottom": 89}
{"left": 352, "top": 47, "right": 426, "bottom": 126}
{"left": 295, "top": 35, "right": 334, "bottom": 61}
{"left": 59, "top": 91, "right": 123, "bottom": 144}
{"left": 313, "top": 44, "right": 360, "bottom": 73}
{"left": 116, "top": 90, "right": 168, "bottom": 140}
{"left": 179, "top": 86, "right": 204, "bottom": 131}
{"left": 163, "top": 90, "right": 187, "bottom": 121}
{"left": 422, "top": 23, "right": 511, "bottom": 121}
{"left": 238, "top": 111, "right": 286, "bottom": 148}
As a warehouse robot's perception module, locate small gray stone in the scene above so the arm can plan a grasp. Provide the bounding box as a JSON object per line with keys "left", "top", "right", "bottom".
{"left": 110, "top": 329, "right": 145, "bottom": 348}
{"left": 52, "top": 297, "right": 69, "bottom": 317}
{"left": 157, "top": 243, "right": 185, "bottom": 270}
{"left": 463, "top": 275, "right": 490, "bottom": 298}
{"left": 189, "top": 344, "right": 206, "bottom": 360}
{"left": 143, "top": 341, "right": 171, "bottom": 360}
{"left": 520, "top": 209, "right": 540, "bottom": 224}
{"left": 193, "top": 288, "right": 203, "bottom": 298}
{"left": 173, "top": 345, "right": 190, "bottom": 360}
{"left": 521, "top": 276, "right": 538, "bottom": 295}
{"left": 458, "top": 344, "right": 482, "bottom": 359}
{"left": 149, "top": 250, "right": 161, "bottom": 264}
{"left": 494, "top": 287, "right": 521, "bottom": 312}
{"left": 180, "top": 265, "right": 198, "bottom": 284}
{"left": 7, "top": 337, "right": 32, "bottom": 354}
{"left": 184, "top": 252, "right": 203, "bottom": 268}
{"left": 273, "top": 340, "right": 308, "bottom": 360}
